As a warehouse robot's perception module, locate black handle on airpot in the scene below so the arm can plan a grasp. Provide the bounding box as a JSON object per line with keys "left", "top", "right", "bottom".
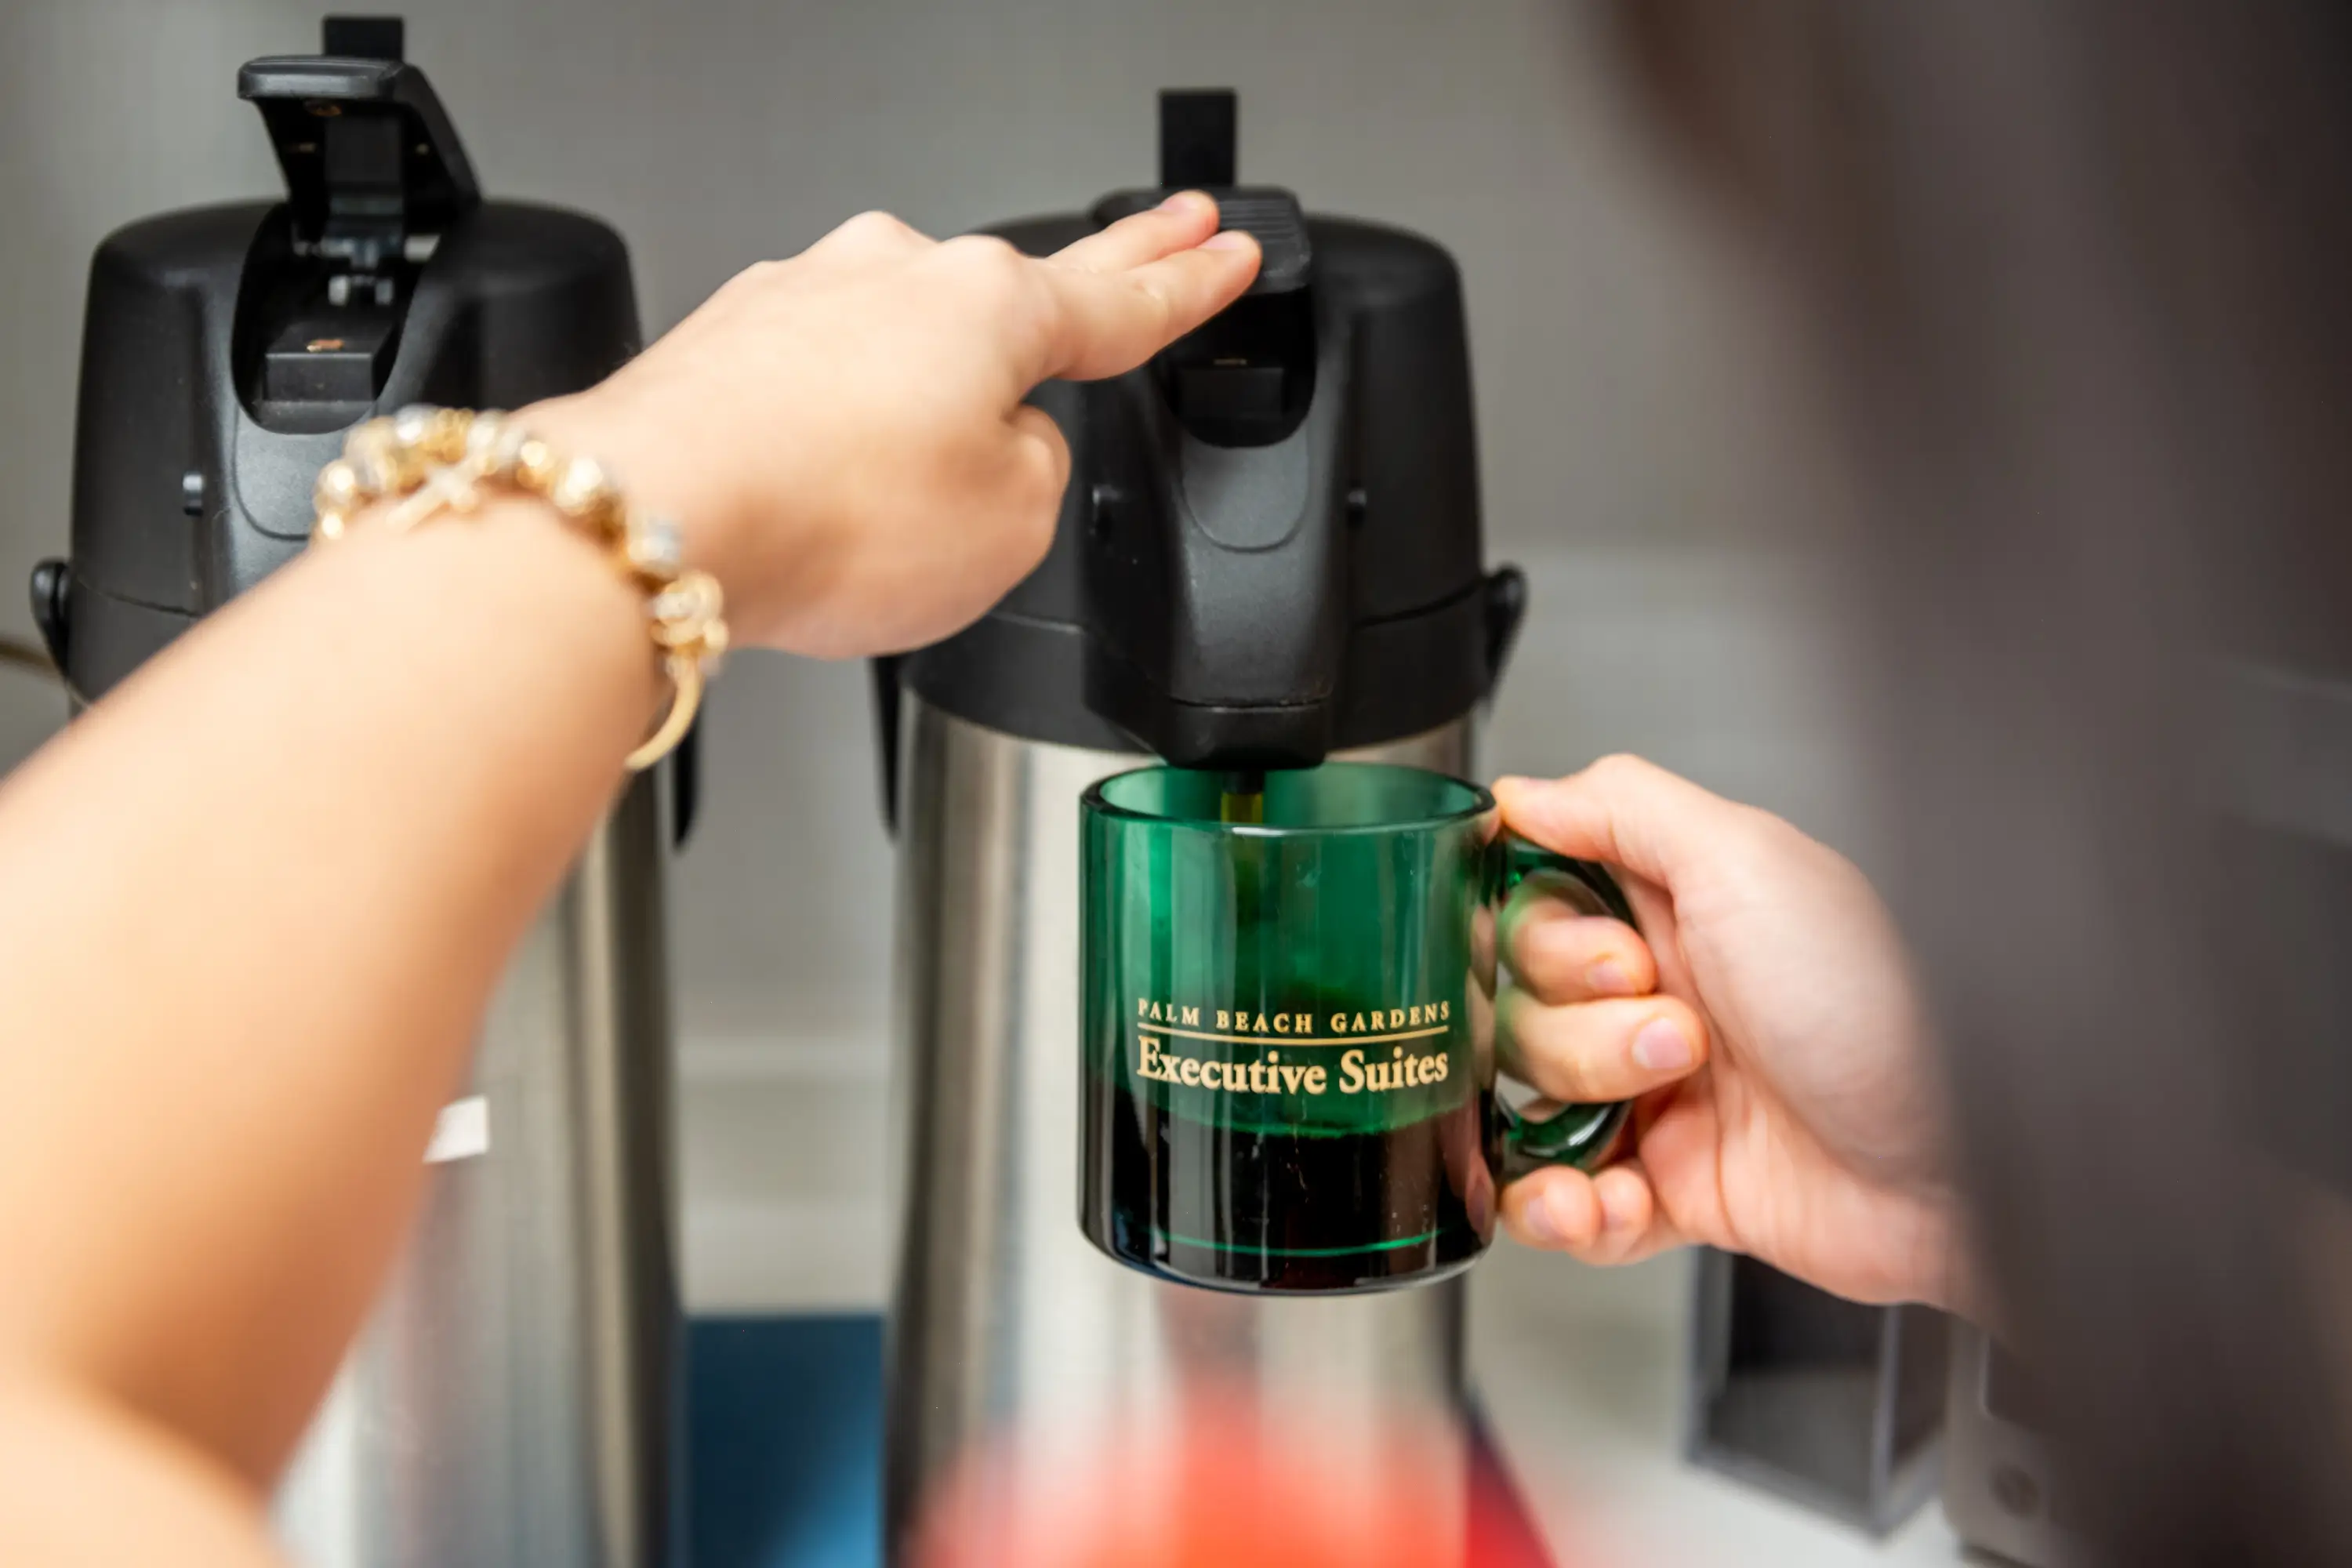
{"left": 1076, "top": 93, "right": 1345, "bottom": 771}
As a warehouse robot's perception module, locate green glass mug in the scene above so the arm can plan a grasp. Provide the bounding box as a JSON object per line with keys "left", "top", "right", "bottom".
{"left": 1078, "top": 761, "right": 1634, "bottom": 1294}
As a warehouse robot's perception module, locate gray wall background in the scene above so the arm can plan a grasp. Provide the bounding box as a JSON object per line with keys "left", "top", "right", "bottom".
{"left": 0, "top": 0, "right": 1877, "bottom": 1308}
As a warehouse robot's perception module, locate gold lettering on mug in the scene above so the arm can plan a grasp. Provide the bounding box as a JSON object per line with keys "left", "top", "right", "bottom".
{"left": 1131, "top": 996, "right": 1453, "bottom": 1098}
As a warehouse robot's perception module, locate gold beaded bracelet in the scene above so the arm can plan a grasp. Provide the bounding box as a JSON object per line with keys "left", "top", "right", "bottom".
{"left": 309, "top": 406, "right": 727, "bottom": 771}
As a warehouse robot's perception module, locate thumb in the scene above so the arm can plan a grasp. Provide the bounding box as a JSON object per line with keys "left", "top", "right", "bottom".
{"left": 1494, "top": 754, "right": 1753, "bottom": 891}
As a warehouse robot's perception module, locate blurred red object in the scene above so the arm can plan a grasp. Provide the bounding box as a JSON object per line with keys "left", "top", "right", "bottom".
{"left": 909, "top": 1385, "right": 1581, "bottom": 1568}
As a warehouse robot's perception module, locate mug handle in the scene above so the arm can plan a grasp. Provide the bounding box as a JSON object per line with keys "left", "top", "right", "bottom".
{"left": 1492, "top": 836, "right": 1637, "bottom": 1175}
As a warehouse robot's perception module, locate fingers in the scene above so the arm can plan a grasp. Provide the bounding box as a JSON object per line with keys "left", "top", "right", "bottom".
{"left": 1501, "top": 1161, "right": 1686, "bottom": 1266}
{"left": 1007, "top": 405, "right": 1073, "bottom": 510}
{"left": 1051, "top": 190, "right": 1224, "bottom": 273}
{"left": 1030, "top": 230, "right": 1261, "bottom": 383}
{"left": 807, "top": 201, "right": 1254, "bottom": 395}
{"left": 1497, "top": 990, "right": 1709, "bottom": 1104}
{"left": 1493, "top": 755, "right": 1758, "bottom": 891}
{"left": 1506, "top": 905, "right": 1654, "bottom": 1000}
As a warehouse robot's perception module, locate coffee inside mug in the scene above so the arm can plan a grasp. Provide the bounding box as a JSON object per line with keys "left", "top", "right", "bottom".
{"left": 1078, "top": 762, "right": 1629, "bottom": 1295}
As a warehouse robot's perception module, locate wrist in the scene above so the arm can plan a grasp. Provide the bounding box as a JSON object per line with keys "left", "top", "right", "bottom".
{"left": 314, "top": 405, "right": 724, "bottom": 766}
{"left": 308, "top": 491, "right": 659, "bottom": 746}
{"left": 519, "top": 388, "right": 778, "bottom": 628}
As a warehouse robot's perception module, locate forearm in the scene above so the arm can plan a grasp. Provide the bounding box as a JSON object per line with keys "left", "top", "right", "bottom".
{"left": 0, "top": 495, "right": 653, "bottom": 1483}
{"left": 0, "top": 1370, "right": 282, "bottom": 1567}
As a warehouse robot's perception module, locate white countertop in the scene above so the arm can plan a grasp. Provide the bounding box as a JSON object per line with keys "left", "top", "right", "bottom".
{"left": 1468, "top": 1242, "right": 1965, "bottom": 1566}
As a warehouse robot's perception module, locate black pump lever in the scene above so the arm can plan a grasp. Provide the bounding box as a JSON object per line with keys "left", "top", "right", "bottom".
{"left": 1093, "top": 89, "right": 1312, "bottom": 299}
{"left": 1075, "top": 89, "right": 1353, "bottom": 771}
{"left": 238, "top": 16, "right": 481, "bottom": 273}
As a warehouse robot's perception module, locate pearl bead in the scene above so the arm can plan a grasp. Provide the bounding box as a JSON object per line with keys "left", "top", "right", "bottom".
{"left": 550, "top": 456, "right": 612, "bottom": 518}
{"left": 626, "top": 515, "right": 685, "bottom": 577}
{"left": 316, "top": 461, "right": 362, "bottom": 506}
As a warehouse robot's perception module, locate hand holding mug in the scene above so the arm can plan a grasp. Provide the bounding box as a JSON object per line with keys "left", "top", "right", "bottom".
{"left": 1493, "top": 756, "right": 1966, "bottom": 1309}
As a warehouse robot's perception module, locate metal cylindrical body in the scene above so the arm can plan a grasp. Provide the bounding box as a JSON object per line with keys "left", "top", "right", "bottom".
{"left": 884, "top": 698, "right": 1474, "bottom": 1562}
{"left": 274, "top": 777, "right": 680, "bottom": 1568}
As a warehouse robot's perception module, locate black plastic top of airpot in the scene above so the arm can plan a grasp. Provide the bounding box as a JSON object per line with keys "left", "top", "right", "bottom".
{"left": 889, "top": 89, "right": 1524, "bottom": 775}
{"left": 45, "top": 15, "right": 639, "bottom": 704}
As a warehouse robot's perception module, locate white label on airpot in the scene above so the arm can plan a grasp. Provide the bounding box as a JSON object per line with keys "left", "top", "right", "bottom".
{"left": 423, "top": 1095, "right": 491, "bottom": 1164}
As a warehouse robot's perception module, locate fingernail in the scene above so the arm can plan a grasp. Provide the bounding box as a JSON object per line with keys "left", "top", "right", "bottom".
{"left": 1158, "top": 189, "right": 1205, "bottom": 213}
{"left": 1599, "top": 1184, "right": 1636, "bottom": 1232}
{"left": 1587, "top": 956, "right": 1635, "bottom": 996}
{"left": 1523, "top": 1192, "right": 1569, "bottom": 1246}
{"left": 1631, "top": 1016, "right": 1693, "bottom": 1073}
{"left": 1202, "top": 229, "right": 1257, "bottom": 252}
